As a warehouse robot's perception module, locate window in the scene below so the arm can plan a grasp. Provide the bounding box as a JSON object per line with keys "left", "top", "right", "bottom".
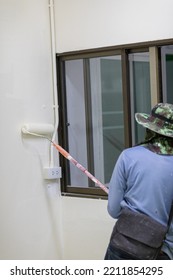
{"left": 57, "top": 39, "right": 173, "bottom": 198}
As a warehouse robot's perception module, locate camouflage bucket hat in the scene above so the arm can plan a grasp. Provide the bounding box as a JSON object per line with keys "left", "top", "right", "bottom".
{"left": 135, "top": 103, "right": 173, "bottom": 138}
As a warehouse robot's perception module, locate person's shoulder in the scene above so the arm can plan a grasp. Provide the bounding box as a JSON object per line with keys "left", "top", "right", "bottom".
{"left": 122, "top": 145, "right": 146, "bottom": 158}
{"left": 123, "top": 145, "right": 144, "bottom": 153}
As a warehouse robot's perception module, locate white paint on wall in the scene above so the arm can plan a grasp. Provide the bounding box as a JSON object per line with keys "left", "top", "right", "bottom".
{"left": 61, "top": 196, "right": 114, "bottom": 260}
{"left": 54, "top": 0, "right": 173, "bottom": 52}
{"left": 0, "top": 0, "right": 63, "bottom": 259}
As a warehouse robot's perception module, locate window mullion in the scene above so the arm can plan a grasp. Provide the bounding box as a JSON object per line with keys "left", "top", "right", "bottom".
{"left": 83, "top": 59, "right": 95, "bottom": 187}
{"left": 149, "top": 47, "right": 161, "bottom": 106}
{"left": 121, "top": 49, "right": 132, "bottom": 148}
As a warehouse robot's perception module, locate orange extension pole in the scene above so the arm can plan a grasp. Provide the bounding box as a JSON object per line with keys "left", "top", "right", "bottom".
{"left": 52, "top": 142, "right": 109, "bottom": 194}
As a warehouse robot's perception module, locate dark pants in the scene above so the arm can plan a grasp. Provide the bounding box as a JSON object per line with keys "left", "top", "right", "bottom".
{"left": 104, "top": 244, "right": 170, "bottom": 260}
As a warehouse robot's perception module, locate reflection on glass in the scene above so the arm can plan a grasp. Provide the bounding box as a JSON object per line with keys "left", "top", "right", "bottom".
{"left": 165, "top": 54, "right": 173, "bottom": 104}
{"left": 65, "top": 60, "right": 88, "bottom": 187}
{"left": 90, "top": 56, "right": 124, "bottom": 184}
{"left": 129, "top": 53, "right": 151, "bottom": 144}
{"left": 161, "top": 46, "right": 173, "bottom": 103}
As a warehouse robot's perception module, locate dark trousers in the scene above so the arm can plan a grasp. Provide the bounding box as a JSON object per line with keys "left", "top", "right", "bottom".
{"left": 104, "top": 244, "right": 170, "bottom": 260}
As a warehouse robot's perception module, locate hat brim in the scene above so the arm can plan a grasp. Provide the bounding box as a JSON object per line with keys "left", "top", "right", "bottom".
{"left": 135, "top": 113, "right": 173, "bottom": 138}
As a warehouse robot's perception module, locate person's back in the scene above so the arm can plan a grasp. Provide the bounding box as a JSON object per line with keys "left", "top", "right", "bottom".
{"left": 105, "top": 103, "right": 173, "bottom": 260}
{"left": 108, "top": 145, "right": 173, "bottom": 226}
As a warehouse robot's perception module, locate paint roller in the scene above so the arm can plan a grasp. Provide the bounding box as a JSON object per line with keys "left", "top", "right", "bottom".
{"left": 21, "top": 123, "right": 109, "bottom": 194}
{"left": 21, "top": 123, "right": 54, "bottom": 135}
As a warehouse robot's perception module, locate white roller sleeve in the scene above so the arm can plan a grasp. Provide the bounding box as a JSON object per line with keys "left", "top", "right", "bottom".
{"left": 21, "top": 123, "right": 54, "bottom": 135}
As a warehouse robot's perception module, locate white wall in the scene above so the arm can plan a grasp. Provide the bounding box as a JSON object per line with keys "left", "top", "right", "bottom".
{"left": 61, "top": 197, "right": 113, "bottom": 260}
{"left": 0, "top": 0, "right": 63, "bottom": 259}
{"left": 54, "top": 0, "right": 173, "bottom": 52}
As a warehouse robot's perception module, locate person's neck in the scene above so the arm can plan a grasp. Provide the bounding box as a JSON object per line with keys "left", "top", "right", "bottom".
{"left": 143, "top": 136, "right": 173, "bottom": 155}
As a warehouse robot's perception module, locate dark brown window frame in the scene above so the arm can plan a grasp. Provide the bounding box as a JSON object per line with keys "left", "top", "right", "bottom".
{"left": 56, "top": 38, "right": 173, "bottom": 199}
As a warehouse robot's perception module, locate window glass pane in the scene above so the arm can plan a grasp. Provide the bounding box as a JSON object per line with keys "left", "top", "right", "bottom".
{"left": 90, "top": 56, "right": 124, "bottom": 184}
{"left": 65, "top": 60, "right": 88, "bottom": 187}
{"left": 166, "top": 54, "right": 173, "bottom": 103}
{"left": 161, "top": 46, "right": 173, "bottom": 103}
{"left": 65, "top": 56, "right": 124, "bottom": 188}
{"left": 129, "top": 53, "right": 151, "bottom": 144}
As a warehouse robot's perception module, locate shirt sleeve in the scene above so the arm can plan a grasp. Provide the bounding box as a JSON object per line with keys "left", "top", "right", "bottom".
{"left": 107, "top": 152, "right": 127, "bottom": 218}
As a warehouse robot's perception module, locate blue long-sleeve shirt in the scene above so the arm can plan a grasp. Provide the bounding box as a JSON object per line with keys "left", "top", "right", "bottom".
{"left": 107, "top": 145, "right": 173, "bottom": 259}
